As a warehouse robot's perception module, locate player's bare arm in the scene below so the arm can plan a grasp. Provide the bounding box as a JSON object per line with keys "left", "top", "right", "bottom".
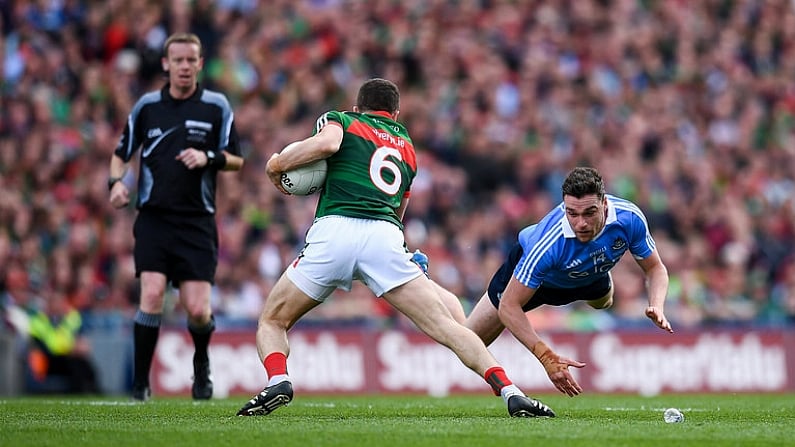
{"left": 498, "top": 277, "right": 586, "bottom": 397}
{"left": 266, "top": 124, "right": 344, "bottom": 192}
{"left": 636, "top": 249, "right": 674, "bottom": 333}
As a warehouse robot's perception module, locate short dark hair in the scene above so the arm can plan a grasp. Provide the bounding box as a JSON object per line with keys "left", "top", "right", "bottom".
{"left": 562, "top": 167, "right": 605, "bottom": 199}
{"left": 356, "top": 78, "right": 400, "bottom": 113}
{"left": 163, "top": 33, "right": 202, "bottom": 57}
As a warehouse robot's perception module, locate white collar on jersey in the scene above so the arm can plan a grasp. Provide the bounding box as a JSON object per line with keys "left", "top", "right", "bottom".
{"left": 560, "top": 196, "right": 618, "bottom": 239}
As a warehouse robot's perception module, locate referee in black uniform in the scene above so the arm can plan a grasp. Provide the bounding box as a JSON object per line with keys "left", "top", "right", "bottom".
{"left": 109, "top": 32, "right": 244, "bottom": 401}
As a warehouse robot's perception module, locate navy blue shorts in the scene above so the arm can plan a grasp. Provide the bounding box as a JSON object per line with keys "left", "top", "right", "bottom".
{"left": 133, "top": 210, "right": 218, "bottom": 285}
{"left": 487, "top": 243, "right": 612, "bottom": 311}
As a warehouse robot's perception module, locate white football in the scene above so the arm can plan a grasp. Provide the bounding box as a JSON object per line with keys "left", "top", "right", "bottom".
{"left": 279, "top": 142, "right": 327, "bottom": 195}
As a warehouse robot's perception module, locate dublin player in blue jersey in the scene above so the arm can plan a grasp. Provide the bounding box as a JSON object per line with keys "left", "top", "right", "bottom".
{"left": 461, "top": 167, "right": 674, "bottom": 397}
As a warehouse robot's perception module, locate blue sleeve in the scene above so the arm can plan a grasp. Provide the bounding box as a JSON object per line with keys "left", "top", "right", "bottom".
{"left": 515, "top": 224, "right": 552, "bottom": 289}
{"left": 628, "top": 209, "right": 655, "bottom": 260}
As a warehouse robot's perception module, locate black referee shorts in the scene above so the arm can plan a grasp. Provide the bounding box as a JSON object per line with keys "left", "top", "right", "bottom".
{"left": 133, "top": 210, "right": 218, "bottom": 285}
{"left": 487, "top": 242, "right": 612, "bottom": 312}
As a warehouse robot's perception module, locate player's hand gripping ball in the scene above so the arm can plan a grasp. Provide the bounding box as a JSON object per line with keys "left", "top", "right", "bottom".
{"left": 279, "top": 142, "right": 327, "bottom": 195}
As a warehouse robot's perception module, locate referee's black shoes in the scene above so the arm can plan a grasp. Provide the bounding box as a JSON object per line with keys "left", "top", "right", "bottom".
{"left": 131, "top": 383, "right": 151, "bottom": 402}
{"left": 192, "top": 357, "right": 213, "bottom": 400}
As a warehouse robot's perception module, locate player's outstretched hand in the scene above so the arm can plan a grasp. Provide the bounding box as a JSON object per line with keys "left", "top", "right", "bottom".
{"left": 645, "top": 306, "right": 673, "bottom": 333}
{"left": 531, "top": 341, "right": 586, "bottom": 397}
{"left": 548, "top": 355, "right": 586, "bottom": 397}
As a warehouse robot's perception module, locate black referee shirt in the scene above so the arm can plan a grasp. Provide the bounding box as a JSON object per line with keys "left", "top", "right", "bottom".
{"left": 114, "top": 83, "right": 241, "bottom": 215}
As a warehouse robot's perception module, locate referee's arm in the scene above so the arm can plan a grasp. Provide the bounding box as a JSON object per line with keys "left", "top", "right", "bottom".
{"left": 218, "top": 151, "right": 244, "bottom": 171}
{"left": 108, "top": 153, "right": 130, "bottom": 209}
{"left": 176, "top": 148, "right": 245, "bottom": 171}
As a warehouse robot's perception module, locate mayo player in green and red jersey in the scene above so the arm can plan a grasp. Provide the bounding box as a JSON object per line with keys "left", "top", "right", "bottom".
{"left": 237, "top": 78, "right": 555, "bottom": 418}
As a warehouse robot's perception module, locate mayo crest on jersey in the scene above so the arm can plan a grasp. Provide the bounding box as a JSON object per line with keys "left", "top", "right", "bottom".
{"left": 514, "top": 195, "right": 655, "bottom": 289}
{"left": 312, "top": 110, "right": 416, "bottom": 228}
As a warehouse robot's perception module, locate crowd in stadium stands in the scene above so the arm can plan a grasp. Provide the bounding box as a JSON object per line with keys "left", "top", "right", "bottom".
{"left": 2, "top": 0, "right": 795, "bottom": 346}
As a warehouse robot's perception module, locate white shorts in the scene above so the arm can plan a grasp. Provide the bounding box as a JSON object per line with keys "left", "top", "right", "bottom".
{"left": 286, "top": 216, "right": 424, "bottom": 301}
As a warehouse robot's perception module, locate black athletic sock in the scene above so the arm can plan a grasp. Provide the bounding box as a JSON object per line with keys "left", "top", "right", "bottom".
{"left": 133, "top": 311, "right": 161, "bottom": 387}
{"left": 188, "top": 315, "right": 215, "bottom": 364}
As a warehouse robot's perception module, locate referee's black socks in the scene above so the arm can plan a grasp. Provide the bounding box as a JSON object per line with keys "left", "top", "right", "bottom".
{"left": 188, "top": 315, "right": 216, "bottom": 363}
{"left": 133, "top": 310, "right": 162, "bottom": 386}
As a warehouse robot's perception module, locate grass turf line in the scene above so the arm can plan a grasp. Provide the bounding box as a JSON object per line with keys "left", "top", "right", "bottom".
{"left": 1, "top": 393, "right": 794, "bottom": 447}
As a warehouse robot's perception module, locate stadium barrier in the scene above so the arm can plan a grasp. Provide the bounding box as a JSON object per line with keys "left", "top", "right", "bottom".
{"left": 87, "top": 332, "right": 132, "bottom": 395}
{"left": 0, "top": 332, "right": 23, "bottom": 396}
{"left": 147, "top": 328, "right": 795, "bottom": 397}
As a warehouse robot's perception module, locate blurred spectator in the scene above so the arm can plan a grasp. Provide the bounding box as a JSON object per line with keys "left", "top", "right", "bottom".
{"left": 1, "top": 264, "right": 98, "bottom": 394}
{"left": 1, "top": 264, "right": 38, "bottom": 336}
{"left": 0, "top": 0, "right": 794, "bottom": 334}
{"left": 25, "top": 291, "right": 100, "bottom": 394}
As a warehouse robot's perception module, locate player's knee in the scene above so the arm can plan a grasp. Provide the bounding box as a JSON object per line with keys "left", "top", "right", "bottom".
{"left": 588, "top": 295, "right": 613, "bottom": 310}
{"left": 138, "top": 294, "right": 165, "bottom": 314}
{"left": 185, "top": 305, "right": 211, "bottom": 323}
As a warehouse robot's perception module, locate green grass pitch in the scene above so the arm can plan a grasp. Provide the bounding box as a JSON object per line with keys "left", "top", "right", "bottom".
{"left": 2, "top": 393, "right": 794, "bottom": 447}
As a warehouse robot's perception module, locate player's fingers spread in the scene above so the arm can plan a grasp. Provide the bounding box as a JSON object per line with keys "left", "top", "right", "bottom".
{"left": 553, "top": 378, "right": 566, "bottom": 394}
{"left": 563, "top": 374, "right": 581, "bottom": 396}
{"left": 566, "top": 359, "right": 586, "bottom": 369}
{"left": 555, "top": 375, "right": 575, "bottom": 396}
{"left": 566, "top": 384, "right": 578, "bottom": 397}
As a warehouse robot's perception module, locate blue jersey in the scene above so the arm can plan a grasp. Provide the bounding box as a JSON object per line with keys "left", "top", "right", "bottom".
{"left": 514, "top": 195, "right": 655, "bottom": 289}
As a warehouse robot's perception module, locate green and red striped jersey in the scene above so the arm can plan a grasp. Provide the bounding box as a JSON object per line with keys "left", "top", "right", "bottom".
{"left": 313, "top": 110, "right": 417, "bottom": 228}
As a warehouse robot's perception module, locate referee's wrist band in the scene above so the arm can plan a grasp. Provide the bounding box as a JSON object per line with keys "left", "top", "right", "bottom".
{"left": 205, "top": 150, "right": 227, "bottom": 168}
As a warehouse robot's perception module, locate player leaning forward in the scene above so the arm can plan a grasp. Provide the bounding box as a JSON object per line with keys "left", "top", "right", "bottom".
{"left": 463, "top": 166, "right": 674, "bottom": 397}
{"left": 237, "top": 78, "right": 554, "bottom": 418}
